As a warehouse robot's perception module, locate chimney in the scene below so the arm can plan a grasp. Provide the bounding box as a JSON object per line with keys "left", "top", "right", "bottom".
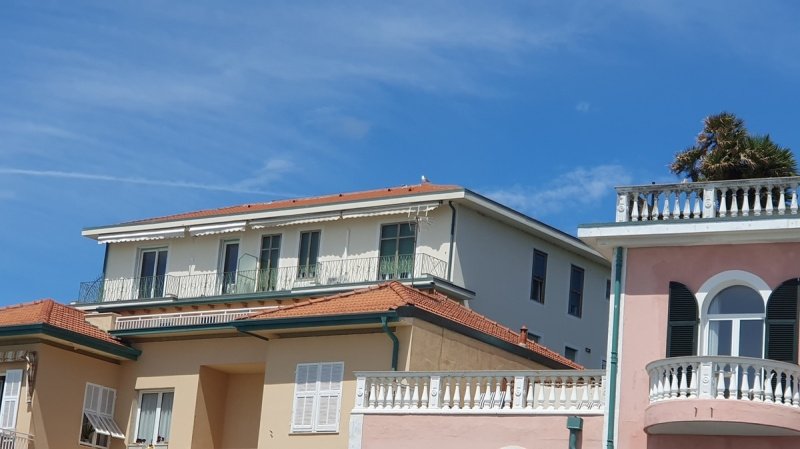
{"left": 518, "top": 325, "right": 528, "bottom": 346}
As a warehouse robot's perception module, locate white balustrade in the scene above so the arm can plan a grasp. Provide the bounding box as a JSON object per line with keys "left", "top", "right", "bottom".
{"left": 0, "top": 429, "right": 34, "bottom": 449}
{"left": 114, "top": 306, "right": 277, "bottom": 330}
{"left": 353, "top": 370, "right": 605, "bottom": 414}
{"left": 615, "top": 176, "right": 800, "bottom": 222}
{"left": 647, "top": 356, "right": 800, "bottom": 408}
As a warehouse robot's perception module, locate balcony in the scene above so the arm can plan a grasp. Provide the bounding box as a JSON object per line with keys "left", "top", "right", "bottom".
{"left": 113, "top": 306, "right": 277, "bottom": 331}
{"left": 0, "top": 430, "right": 34, "bottom": 449}
{"left": 645, "top": 356, "right": 800, "bottom": 436}
{"left": 78, "top": 254, "right": 448, "bottom": 303}
{"left": 615, "top": 176, "right": 800, "bottom": 222}
{"left": 353, "top": 370, "right": 605, "bottom": 414}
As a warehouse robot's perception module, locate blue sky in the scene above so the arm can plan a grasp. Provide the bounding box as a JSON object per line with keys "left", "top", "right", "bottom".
{"left": 1, "top": 1, "right": 799, "bottom": 305}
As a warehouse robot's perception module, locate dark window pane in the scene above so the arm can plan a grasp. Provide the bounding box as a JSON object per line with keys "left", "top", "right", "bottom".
{"left": 223, "top": 243, "right": 239, "bottom": 273}
{"left": 568, "top": 265, "right": 584, "bottom": 317}
{"left": 531, "top": 250, "right": 547, "bottom": 303}
{"left": 381, "top": 224, "right": 398, "bottom": 239}
{"left": 156, "top": 251, "right": 168, "bottom": 277}
{"left": 708, "top": 285, "right": 764, "bottom": 314}
{"left": 141, "top": 252, "right": 156, "bottom": 277}
{"left": 399, "top": 223, "right": 415, "bottom": 237}
{"left": 398, "top": 237, "right": 415, "bottom": 256}
{"left": 309, "top": 232, "right": 320, "bottom": 266}
{"left": 565, "top": 347, "right": 577, "bottom": 362}
{"left": 299, "top": 233, "right": 310, "bottom": 265}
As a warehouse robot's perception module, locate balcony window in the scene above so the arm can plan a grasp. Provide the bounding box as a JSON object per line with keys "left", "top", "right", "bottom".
{"left": 379, "top": 223, "right": 416, "bottom": 280}
{"left": 706, "top": 286, "right": 764, "bottom": 358}
{"left": 134, "top": 390, "right": 173, "bottom": 446}
{"left": 297, "top": 231, "right": 320, "bottom": 279}
{"left": 568, "top": 265, "right": 584, "bottom": 318}
{"left": 530, "top": 250, "right": 547, "bottom": 303}
{"left": 258, "top": 234, "right": 282, "bottom": 291}
{"left": 138, "top": 248, "right": 168, "bottom": 299}
{"left": 220, "top": 240, "right": 240, "bottom": 294}
{"left": 0, "top": 369, "right": 22, "bottom": 430}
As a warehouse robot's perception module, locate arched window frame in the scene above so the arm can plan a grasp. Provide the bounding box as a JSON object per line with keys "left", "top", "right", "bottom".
{"left": 695, "top": 270, "right": 770, "bottom": 357}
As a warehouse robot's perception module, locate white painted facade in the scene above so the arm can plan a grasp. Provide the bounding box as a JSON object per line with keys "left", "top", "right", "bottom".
{"left": 81, "top": 185, "right": 610, "bottom": 367}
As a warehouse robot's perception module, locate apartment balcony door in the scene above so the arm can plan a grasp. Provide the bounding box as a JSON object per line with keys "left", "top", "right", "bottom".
{"left": 378, "top": 223, "right": 416, "bottom": 280}
{"left": 138, "top": 249, "right": 168, "bottom": 299}
{"left": 706, "top": 286, "right": 765, "bottom": 358}
{"left": 258, "top": 234, "right": 281, "bottom": 291}
{"left": 297, "top": 231, "right": 320, "bottom": 280}
{"left": 221, "top": 241, "right": 239, "bottom": 294}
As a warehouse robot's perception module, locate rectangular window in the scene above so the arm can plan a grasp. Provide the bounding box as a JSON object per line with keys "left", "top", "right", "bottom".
{"left": 258, "top": 234, "right": 282, "bottom": 291}
{"left": 378, "top": 223, "right": 416, "bottom": 280}
{"left": 568, "top": 265, "right": 585, "bottom": 318}
{"left": 601, "top": 359, "right": 607, "bottom": 369}
{"left": 298, "top": 231, "right": 321, "bottom": 279}
{"left": 0, "top": 369, "right": 22, "bottom": 430}
{"left": 80, "top": 383, "right": 124, "bottom": 448}
{"left": 138, "top": 248, "right": 168, "bottom": 299}
{"left": 530, "top": 250, "right": 548, "bottom": 303}
{"left": 565, "top": 346, "right": 578, "bottom": 362}
{"left": 530, "top": 333, "right": 541, "bottom": 344}
{"left": 291, "top": 362, "right": 344, "bottom": 433}
{"left": 606, "top": 279, "right": 612, "bottom": 301}
{"left": 220, "top": 240, "right": 240, "bottom": 294}
{"left": 134, "top": 390, "right": 174, "bottom": 445}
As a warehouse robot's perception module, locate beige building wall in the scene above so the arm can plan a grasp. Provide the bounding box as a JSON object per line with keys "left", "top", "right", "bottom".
{"left": 30, "top": 344, "right": 122, "bottom": 449}
{"left": 406, "top": 319, "right": 548, "bottom": 371}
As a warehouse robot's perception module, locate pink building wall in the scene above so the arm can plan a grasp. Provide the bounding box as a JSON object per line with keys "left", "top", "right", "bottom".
{"left": 360, "top": 414, "right": 604, "bottom": 449}
{"left": 618, "top": 243, "right": 800, "bottom": 449}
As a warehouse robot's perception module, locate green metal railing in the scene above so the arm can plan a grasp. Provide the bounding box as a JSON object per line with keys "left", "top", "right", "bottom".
{"left": 77, "top": 254, "right": 448, "bottom": 303}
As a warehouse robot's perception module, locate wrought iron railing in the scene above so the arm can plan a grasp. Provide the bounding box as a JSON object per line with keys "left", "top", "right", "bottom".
{"left": 78, "top": 254, "right": 448, "bottom": 303}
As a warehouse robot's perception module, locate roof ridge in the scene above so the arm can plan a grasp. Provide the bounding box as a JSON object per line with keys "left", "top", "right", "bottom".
{"left": 246, "top": 283, "right": 389, "bottom": 319}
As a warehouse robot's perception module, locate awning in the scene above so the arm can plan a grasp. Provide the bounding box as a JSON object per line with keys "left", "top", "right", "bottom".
{"left": 250, "top": 213, "right": 341, "bottom": 229}
{"left": 250, "top": 203, "right": 440, "bottom": 229}
{"left": 84, "top": 412, "right": 125, "bottom": 439}
{"left": 189, "top": 221, "right": 247, "bottom": 237}
{"left": 97, "top": 228, "right": 185, "bottom": 244}
{"left": 340, "top": 203, "right": 440, "bottom": 219}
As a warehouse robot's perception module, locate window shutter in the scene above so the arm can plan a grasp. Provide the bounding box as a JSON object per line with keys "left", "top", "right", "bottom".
{"left": 766, "top": 279, "right": 799, "bottom": 363}
{"left": 315, "top": 363, "right": 343, "bottom": 432}
{"left": 667, "top": 281, "right": 698, "bottom": 357}
{"left": 0, "top": 369, "right": 23, "bottom": 429}
{"left": 291, "top": 364, "right": 319, "bottom": 432}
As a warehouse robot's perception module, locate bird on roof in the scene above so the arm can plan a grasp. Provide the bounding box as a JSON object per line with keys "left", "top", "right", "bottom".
{"left": 421, "top": 175, "right": 430, "bottom": 184}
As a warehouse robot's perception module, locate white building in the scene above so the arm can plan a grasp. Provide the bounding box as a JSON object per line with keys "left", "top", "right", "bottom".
{"left": 77, "top": 182, "right": 610, "bottom": 367}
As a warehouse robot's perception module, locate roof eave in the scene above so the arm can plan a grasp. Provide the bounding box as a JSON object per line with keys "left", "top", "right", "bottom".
{"left": 0, "top": 323, "right": 140, "bottom": 360}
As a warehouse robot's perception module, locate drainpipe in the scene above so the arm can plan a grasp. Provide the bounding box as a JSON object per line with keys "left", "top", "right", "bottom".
{"left": 446, "top": 201, "right": 457, "bottom": 282}
{"left": 566, "top": 416, "right": 583, "bottom": 449}
{"left": 381, "top": 316, "right": 399, "bottom": 371}
{"left": 605, "top": 247, "right": 624, "bottom": 449}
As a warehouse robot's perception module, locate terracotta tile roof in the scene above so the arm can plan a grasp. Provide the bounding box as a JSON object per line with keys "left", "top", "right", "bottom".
{"left": 0, "top": 299, "right": 126, "bottom": 347}
{"left": 126, "top": 183, "right": 462, "bottom": 225}
{"left": 246, "top": 282, "right": 582, "bottom": 369}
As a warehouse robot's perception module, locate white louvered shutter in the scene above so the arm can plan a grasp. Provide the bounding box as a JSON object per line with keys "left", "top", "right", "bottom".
{"left": 0, "top": 369, "right": 23, "bottom": 429}
{"left": 315, "top": 363, "right": 343, "bottom": 432}
{"left": 291, "top": 364, "right": 319, "bottom": 432}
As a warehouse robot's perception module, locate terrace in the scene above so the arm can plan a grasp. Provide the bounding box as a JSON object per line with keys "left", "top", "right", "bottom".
{"left": 78, "top": 254, "right": 448, "bottom": 303}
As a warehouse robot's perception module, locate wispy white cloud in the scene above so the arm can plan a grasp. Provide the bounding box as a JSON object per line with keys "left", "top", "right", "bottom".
{"left": 575, "top": 101, "right": 591, "bottom": 113}
{"left": 234, "top": 157, "right": 298, "bottom": 190}
{"left": 0, "top": 167, "right": 291, "bottom": 196}
{"left": 484, "top": 165, "right": 632, "bottom": 216}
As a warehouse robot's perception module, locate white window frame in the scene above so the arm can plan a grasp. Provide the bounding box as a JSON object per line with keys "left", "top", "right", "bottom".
{"left": 0, "top": 369, "right": 22, "bottom": 430}
{"left": 291, "top": 362, "right": 344, "bottom": 434}
{"left": 79, "top": 383, "right": 124, "bottom": 449}
{"left": 132, "top": 389, "right": 174, "bottom": 445}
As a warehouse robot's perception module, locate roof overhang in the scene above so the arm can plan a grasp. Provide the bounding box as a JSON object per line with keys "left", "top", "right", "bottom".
{"left": 578, "top": 216, "right": 800, "bottom": 259}
{"left": 0, "top": 324, "right": 140, "bottom": 360}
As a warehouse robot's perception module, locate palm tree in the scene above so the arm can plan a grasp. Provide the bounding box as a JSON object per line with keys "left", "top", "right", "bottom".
{"left": 670, "top": 112, "right": 797, "bottom": 181}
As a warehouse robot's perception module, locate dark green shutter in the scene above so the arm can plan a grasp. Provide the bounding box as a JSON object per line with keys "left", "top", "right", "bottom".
{"left": 667, "top": 281, "right": 699, "bottom": 357}
{"left": 766, "top": 279, "right": 799, "bottom": 363}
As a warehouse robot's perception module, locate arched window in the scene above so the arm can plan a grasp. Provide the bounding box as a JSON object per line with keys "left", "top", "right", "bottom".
{"left": 706, "top": 286, "right": 764, "bottom": 358}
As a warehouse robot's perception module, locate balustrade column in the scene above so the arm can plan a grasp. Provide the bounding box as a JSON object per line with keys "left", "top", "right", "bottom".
{"left": 429, "top": 376, "right": 441, "bottom": 409}
{"left": 355, "top": 376, "right": 367, "bottom": 409}
{"left": 513, "top": 375, "right": 526, "bottom": 409}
